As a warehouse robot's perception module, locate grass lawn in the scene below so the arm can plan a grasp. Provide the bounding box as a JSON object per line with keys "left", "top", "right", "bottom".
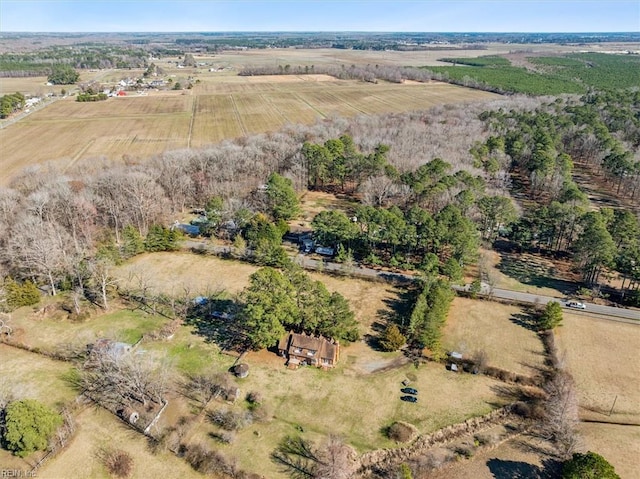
{"left": 0, "top": 343, "right": 77, "bottom": 409}
{"left": 180, "top": 343, "right": 505, "bottom": 478}
{"left": 7, "top": 304, "right": 167, "bottom": 351}
{"left": 115, "top": 252, "right": 258, "bottom": 297}
{"left": 442, "top": 297, "right": 546, "bottom": 376}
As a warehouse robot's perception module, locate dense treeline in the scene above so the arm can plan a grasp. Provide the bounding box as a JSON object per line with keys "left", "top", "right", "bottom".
{"left": 427, "top": 53, "right": 640, "bottom": 95}
{"left": 0, "top": 92, "right": 25, "bottom": 118}
{"left": 479, "top": 91, "right": 640, "bottom": 296}
{"left": 0, "top": 46, "right": 148, "bottom": 77}
{"left": 76, "top": 92, "right": 108, "bottom": 102}
{"left": 47, "top": 64, "right": 80, "bottom": 85}
{"left": 239, "top": 63, "right": 437, "bottom": 84}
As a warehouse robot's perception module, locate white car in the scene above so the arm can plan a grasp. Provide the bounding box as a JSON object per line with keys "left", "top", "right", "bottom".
{"left": 566, "top": 300, "right": 586, "bottom": 310}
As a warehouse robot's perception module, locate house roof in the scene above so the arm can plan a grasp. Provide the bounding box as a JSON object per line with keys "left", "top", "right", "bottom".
{"left": 285, "top": 332, "right": 338, "bottom": 361}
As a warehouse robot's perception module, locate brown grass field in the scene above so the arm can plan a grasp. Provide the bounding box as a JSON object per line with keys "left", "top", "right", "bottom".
{"left": 39, "top": 406, "right": 205, "bottom": 479}
{"left": 553, "top": 312, "right": 640, "bottom": 478}
{"left": 6, "top": 305, "right": 167, "bottom": 351}
{"left": 554, "top": 313, "right": 640, "bottom": 424}
{"left": 578, "top": 422, "right": 640, "bottom": 479}
{"left": 442, "top": 297, "right": 545, "bottom": 376}
{"left": 0, "top": 74, "right": 498, "bottom": 185}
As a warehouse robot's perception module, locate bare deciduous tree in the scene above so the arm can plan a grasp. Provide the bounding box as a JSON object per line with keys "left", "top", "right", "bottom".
{"left": 542, "top": 369, "right": 580, "bottom": 460}
{"left": 5, "top": 216, "right": 73, "bottom": 295}
{"left": 80, "top": 348, "right": 170, "bottom": 410}
{"left": 89, "top": 258, "right": 119, "bottom": 310}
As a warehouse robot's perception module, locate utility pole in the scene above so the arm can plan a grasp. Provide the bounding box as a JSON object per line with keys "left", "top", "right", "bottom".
{"left": 608, "top": 395, "right": 618, "bottom": 417}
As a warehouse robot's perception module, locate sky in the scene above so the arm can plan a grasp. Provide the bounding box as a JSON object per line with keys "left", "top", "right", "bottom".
{"left": 1, "top": 1, "right": 639, "bottom": 33}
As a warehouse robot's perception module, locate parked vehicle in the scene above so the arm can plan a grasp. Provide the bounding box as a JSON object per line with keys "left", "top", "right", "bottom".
{"left": 400, "top": 395, "right": 418, "bottom": 403}
{"left": 566, "top": 300, "right": 586, "bottom": 309}
{"left": 401, "top": 387, "right": 418, "bottom": 395}
{"left": 315, "top": 246, "right": 335, "bottom": 257}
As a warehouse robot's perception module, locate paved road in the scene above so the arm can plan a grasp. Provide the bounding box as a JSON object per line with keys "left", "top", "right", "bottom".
{"left": 183, "top": 239, "right": 640, "bottom": 323}
{"left": 454, "top": 284, "right": 640, "bottom": 323}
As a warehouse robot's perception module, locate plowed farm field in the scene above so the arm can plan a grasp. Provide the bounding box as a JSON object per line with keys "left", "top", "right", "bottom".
{"left": 0, "top": 74, "right": 498, "bottom": 185}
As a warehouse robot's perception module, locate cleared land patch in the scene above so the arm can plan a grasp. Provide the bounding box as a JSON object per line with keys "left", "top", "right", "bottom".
{"left": 442, "top": 297, "right": 545, "bottom": 376}
{"left": 554, "top": 313, "right": 640, "bottom": 424}
{"left": 0, "top": 76, "right": 498, "bottom": 185}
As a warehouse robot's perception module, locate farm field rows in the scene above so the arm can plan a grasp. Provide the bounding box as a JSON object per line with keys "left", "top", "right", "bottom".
{"left": 0, "top": 75, "right": 498, "bottom": 185}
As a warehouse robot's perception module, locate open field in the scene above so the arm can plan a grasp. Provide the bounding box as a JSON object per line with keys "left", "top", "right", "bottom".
{"left": 0, "top": 75, "right": 498, "bottom": 185}
{"left": 39, "top": 406, "right": 205, "bottom": 479}
{"left": 554, "top": 313, "right": 640, "bottom": 424}
{"left": 182, "top": 43, "right": 640, "bottom": 70}
{"left": 478, "top": 247, "right": 574, "bottom": 298}
{"left": 0, "top": 75, "right": 62, "bottom": 96}
{"left": 115, "top": 251, "right": 258, "bottom": 296}
{"left": 442, "top": 297, "right": 545, "bottom": 376}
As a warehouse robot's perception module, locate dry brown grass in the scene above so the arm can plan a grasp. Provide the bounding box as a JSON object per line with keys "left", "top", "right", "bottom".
{"left": 442, "top": 297, "right": 545, "bottom": 376}
{"left": 115, "top": 251, "right": 258, "bottom": 296}
{"left": 425, "top": 436, "right": 551, "bottom": 479}
{"left": 554, "top": 313, "right": 640, "bottom": 424}
{"left": 0, "top": 74, "right": 498, "bottom": 185}
{"left": 0, "top": 76, "right": 62, "bottom": 96}
{"left": 578, "top": 422, "right": 640, "bottom": 479}
{"left": 39, "top": 407, "right": 205, "bottom": 479}
{"left": 477, "top": 248, "right": 564, "bottom": 297}
{"left": 182, "top": 353, "right": 504, "bottom": 478}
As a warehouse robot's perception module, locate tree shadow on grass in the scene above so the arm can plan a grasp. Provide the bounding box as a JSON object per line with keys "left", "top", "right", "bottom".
{"left": 184, "top": 298, "right": 248, "bottom": 352}
{"left": 509, "top": 312, "right": 539, "bottom": 332}
{"left": 496, "top": 250, "right": 579, "bottom": 295}
{"left": 487, "top": 458, "right": 561, "bottom": 479}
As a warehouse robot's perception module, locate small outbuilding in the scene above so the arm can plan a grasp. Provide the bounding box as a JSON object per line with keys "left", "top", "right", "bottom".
{"left": 233, "top": 363, "right": 249, "bottom": 378}
{"left": 118, "top": 406, "right": 140, "bottom": 425}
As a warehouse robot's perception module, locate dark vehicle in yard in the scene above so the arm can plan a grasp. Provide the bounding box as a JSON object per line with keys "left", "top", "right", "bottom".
{"left": 401, "top": 387, "right": 418, "bottom": 395}
{"left": 400, "top": 395, "right": 418, "bottom": 403}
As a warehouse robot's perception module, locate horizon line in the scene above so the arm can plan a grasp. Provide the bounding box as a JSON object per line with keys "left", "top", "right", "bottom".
{"left": 2, "top": 30, "right": 639, "bottom": 34}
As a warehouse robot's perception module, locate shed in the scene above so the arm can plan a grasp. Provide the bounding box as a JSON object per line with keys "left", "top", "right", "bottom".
{"left": 233, "top": 363, "right": 249, "bottom": 378}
